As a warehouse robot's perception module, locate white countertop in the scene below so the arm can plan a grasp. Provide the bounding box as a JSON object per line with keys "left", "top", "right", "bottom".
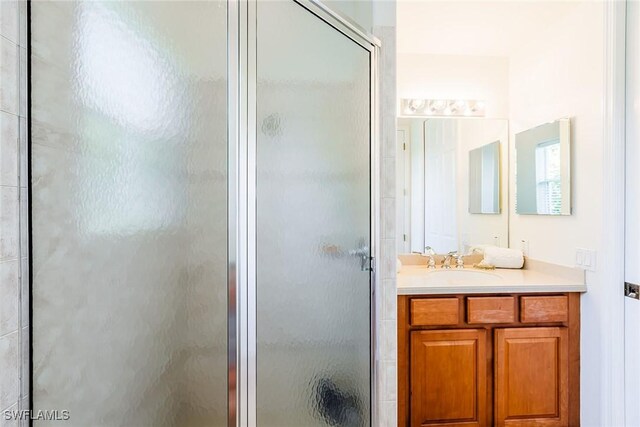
{"left": 397, "top": 264, "right": 587, "bottom": 295}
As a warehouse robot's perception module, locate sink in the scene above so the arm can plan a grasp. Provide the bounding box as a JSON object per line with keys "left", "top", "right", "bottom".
{"left": 423, "top": 268, "right": 502, "bottom": 285}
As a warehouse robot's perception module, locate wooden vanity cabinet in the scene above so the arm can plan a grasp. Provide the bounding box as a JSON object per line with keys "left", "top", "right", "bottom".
{"left": 410, "top": 329, "right": 487, "bottom": 426}
{"left": 495, "top": 327, "right": 569, "bottom": 426}
{"left": 398, "top": 293, "right": 580, "bottom": 427}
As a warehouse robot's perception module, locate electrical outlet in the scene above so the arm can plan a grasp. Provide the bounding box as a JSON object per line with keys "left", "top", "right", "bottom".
{"left": 520, "top": 240, "right": 529, "bottom": 256}
{"left": 575, "top": 248, "right": 597, "bottom": 272}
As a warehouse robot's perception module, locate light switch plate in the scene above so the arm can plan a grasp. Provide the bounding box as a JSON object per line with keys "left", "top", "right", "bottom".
{"left": 575, "top": 248, "right": 597, "bottom": 271}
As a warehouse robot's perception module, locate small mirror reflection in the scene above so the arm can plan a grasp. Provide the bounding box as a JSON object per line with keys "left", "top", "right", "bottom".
{"left": 469, "top": 141, "right": 501, "bottom": 214}
{"left": 515, "top": 119, "right": 571, "bottom": 215}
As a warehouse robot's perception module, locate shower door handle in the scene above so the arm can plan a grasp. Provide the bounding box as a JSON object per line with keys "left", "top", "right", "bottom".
{"left": 349, "top": 245, "right": 371, "bottom": 271}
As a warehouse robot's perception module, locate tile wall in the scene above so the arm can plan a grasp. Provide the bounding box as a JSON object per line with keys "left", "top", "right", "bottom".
{"left": 0, "top": 1, "right": 28, "bottom": 425}
{"left": 373, "top": 25, "right": 397, "bottom": 427}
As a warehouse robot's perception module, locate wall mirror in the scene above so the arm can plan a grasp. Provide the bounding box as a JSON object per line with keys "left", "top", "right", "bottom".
{"left": 397, "top": 118, "right": 509, "bottom": 255}
{"left": 515, "top": 118, "right": 571, "bottom": 215}
{"left": 469, "top": 141, "right": 501, "bottom": 214}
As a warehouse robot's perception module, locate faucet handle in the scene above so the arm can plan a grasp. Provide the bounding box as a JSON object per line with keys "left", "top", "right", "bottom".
{"left": 454, "top": 253, "right": 465, "bottom": 269}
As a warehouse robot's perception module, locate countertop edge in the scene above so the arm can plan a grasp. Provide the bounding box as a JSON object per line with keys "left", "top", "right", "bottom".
{"left": 397, "top": 284, "right": 588, "bottom": 295}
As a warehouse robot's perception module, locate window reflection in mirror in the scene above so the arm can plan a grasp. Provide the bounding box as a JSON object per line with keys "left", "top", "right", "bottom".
{"left": 515, "top": 119, "right": 571, "bottom": 215}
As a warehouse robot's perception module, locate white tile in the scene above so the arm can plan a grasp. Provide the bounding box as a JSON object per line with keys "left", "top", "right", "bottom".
{"left": 0, "top": 260, "right": 18, "bottom": 336}
{"left": 0, "top": 111, "right": 18, "bottom": 186}
{"left": 381, "top": 319, "right": 396, "bottom": 361}
{"left": 0, "top": 38, "right": 17, "bottom": 115}
{"left": 19, "top": 257, "right": 26, "bottom": 327}
{"left": 382, "top": 197, "right": 395, "bottom": 239}
{"left": 382, "top": 127, "right": 396, "bottom": 160}
{"left": 19, "top": 327, "right": 27, "bottom": 397}
{"left": 17, "top": 47, "right": 23, "bottom": 118}
{"left": 17, "top": 117, "right": 24, "bottom": 188}
{"left": 379, "top": 400, "right": 397, "bottom": 427}
{"left": 382, "top": 359, "right": 397, "bottom": 402}
{"left": 0, "top": 402, "right": 18, "bottom": 427}
{"left": 0, "top": 331, "right": 19, "bottom": 412}
{"left": 18, "top": 396, "right": 27, "bottom": 427}
{"left": 382, "top": 157, "right": 395, "bottom": 199}
{"left": 18, "top": 188, "right": 24, "bottom": 259}
{"left": 382, "top": 278, "right": 396, "bottom": 321}
{"left": 17, "top": 1, "right": 24, "bottom": 48}
{"left": 0, "top": 186, "right": 18, "bottom": 260}
{"left": 381, "top": 238, "right": 396, "bottom": 280}
{"left": 0, "top": 2, "right": 18, "bottom": 44}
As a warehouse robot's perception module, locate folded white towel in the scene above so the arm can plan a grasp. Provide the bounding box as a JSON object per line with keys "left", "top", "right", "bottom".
{"left": 469, "top": 244, "right": 490, "bottom": 255}
{"left": 482, "top": 246, "right": 524, "bottom": 269}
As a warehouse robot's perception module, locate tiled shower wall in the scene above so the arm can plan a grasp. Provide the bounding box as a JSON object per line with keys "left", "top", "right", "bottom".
{"left": 374, "top": 25, "right": 397, "bottom": 427}
{"left": 0, "top": 4, "right": 396, "bottom": 427}
{"left": 0, "top": 0, "right": 29, "bottom": 424}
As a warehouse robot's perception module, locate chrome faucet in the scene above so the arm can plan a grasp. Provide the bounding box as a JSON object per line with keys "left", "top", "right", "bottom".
{"left": 413, "top": 246, "right": 437, "bottom": 269}
{"left": 441, "top": 251, "right": 458, "bottom": 269}
{"left": 424, "top": 246, "right": 436, "bottom": 269}
{"left": 454, "top": 253, "right": 465, "bottom": 269}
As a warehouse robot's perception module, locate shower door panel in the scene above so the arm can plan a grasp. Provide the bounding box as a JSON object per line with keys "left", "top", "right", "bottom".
{"left": 30, "top": 2, "right": 228, "bottom": 426}
{"left": 255, "top": 2, "right": 372, "bottom": 426}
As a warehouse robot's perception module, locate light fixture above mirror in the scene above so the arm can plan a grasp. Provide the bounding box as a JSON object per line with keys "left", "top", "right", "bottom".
{"left": 400, "top": 98, "right": 486, "bottom": 117}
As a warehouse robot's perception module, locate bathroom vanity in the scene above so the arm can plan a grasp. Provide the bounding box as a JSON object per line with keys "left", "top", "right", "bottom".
{"left": 397, "top": 262, "right": 586, "bottom": 427}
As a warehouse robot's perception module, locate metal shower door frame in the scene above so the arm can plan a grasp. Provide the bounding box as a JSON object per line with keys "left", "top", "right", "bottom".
{"left": 227, "top": 1, "right": 381, "bottom": 426}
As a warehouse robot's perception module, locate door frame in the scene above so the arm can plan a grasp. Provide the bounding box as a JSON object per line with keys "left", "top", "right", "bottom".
{"left": 602, "top": 0, "right": 626, "bottom": 424}
{"left": 228, "top": 1, "right": 381, "bottom": 426}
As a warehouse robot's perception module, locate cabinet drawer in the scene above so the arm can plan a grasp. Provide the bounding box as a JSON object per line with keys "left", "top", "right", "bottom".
{"left": 520, "top": 296, "right": 569, "bottom": 323}
{"left": 411, "top": 298, "right": 459, "bottom": 326}
{"left": 467, "top": 296, "right": 515, "bottom": 324}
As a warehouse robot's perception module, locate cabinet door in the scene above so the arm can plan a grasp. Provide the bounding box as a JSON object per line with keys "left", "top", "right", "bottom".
{"left": 495, "top": 327, "right": 568, "bottom": 426}
{"left": 410, "top": 329, "right": 487, "bottom": 427}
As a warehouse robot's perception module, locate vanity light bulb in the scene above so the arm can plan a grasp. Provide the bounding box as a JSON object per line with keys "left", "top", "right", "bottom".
{"left": 400, "top": 98, "right": 486, "bottom": 118}
{"left": 409, "top": 99, "right": 426, "bottom": 111}
{"left": 431, "top": 100, "right": 446, "bottom": 111}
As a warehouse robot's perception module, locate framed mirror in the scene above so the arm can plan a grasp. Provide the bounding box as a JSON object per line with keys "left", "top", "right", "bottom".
{"left": 515, "top": 119, "right": 571, "bottom": 215}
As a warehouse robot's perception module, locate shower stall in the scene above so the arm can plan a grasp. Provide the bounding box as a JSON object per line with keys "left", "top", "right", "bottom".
{"left": 29, "top": 1, "right": 378, "bottom": 425}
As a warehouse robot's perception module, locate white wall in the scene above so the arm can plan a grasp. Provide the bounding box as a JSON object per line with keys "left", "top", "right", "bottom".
{"left": 506, "top": 2, "right": 604, "bottom": 424}
{"left": 508, "top": 1, "right": 603, "bottom": 267}
{"left": 456, "top": 119, "right": 509, "bottom": 250}
{"left": 397, "top": 54, "right": 509, "bottom": 118}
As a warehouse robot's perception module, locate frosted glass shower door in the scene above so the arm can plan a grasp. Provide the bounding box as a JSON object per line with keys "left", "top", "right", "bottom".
{"left": 256, "top": 2, "right": 372, "bottom": 426}
{"left": 30, "top": 1, "right": 228, "bottom": 426}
